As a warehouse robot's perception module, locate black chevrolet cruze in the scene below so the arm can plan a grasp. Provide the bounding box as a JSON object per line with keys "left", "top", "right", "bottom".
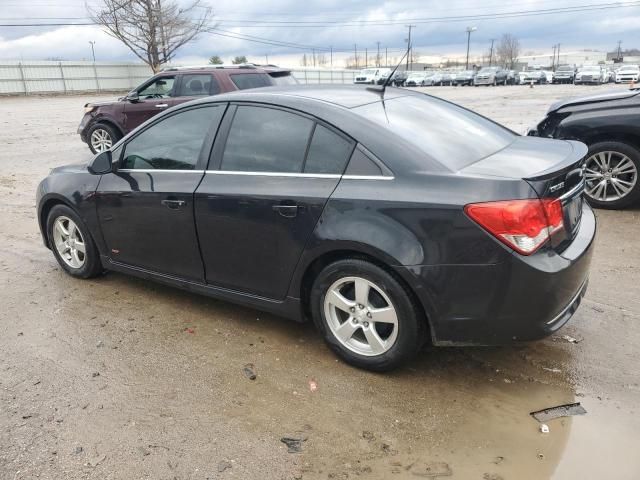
{"left": 37, "top": 86, "right": 595, "bottom": 371}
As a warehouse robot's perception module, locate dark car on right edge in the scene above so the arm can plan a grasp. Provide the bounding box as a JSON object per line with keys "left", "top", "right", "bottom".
{"left": 529, "top": 88, "right": 640, "bottom": 209}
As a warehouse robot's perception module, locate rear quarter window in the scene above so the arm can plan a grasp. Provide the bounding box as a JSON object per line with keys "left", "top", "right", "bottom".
{"left": 353, "top": 95, "right": 516, "bottom": 170}
{"left": 230, "top": 73, "right": 272, "bottom": 90}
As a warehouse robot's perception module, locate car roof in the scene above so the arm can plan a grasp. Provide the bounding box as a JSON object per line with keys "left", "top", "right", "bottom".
{"left": 190, "top": 84, "right": 421, "bottom": 109}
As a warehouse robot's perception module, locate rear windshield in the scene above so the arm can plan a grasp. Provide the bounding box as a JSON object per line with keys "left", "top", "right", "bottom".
{"left": 269, "top": 72, "right": 298, "bottom": 85}
{"left": 230, "top": 73, "right": 272, "bottom": 90}
{"left": 353, "top": 95, "right": 516, "bottom": 169}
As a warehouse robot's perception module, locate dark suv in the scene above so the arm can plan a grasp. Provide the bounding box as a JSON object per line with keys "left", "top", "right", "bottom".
{"left": 78, "top": 64, "right": 296, "bottom": 153}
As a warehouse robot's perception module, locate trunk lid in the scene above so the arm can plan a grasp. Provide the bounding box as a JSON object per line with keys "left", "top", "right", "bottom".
{"left": 462, "top": 137, "right": 587, "bottom": 251}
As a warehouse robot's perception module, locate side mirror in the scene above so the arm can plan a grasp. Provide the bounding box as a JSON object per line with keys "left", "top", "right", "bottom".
{"left": 88, "top": 150, "right": 112, "bottom": 175}
{"left": 126, "top": 91, "right": 140, "bottom": 103}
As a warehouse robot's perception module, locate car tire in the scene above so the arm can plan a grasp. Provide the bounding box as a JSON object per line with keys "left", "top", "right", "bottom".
{"left": 584, "top": 141, "right": 640, "bottom": 209}
{"left": 47, "top": 204, "right": 103, "bottom": 279}
{"left": 310, "top": 258, "right": 425, "bottom": 371}
{"left": 87, "top": 123, "right": 121, "bottom": 154}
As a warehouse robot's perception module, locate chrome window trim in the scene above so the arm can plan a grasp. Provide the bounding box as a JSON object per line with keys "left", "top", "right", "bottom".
{"left": 117, "top": 169, "right": 205, "bottom": 173}
{"left": 204, "top": 170, "right": 394, "bottom": 180}
{"left": 206, "top": 170, "right": 340, "bottom": 179}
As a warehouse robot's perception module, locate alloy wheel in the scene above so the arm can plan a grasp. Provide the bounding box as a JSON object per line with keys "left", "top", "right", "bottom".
{"left": 324, "top": 276, "right": 399, "bottom": 356}
{"left": 52, "top": 216, "right": 86, "bottom": 269}
{"left": 90, "top": 128, "right": 112, "bottom": 152}
{"left": 585, "top": 151, "right": 638, "bottom": 203}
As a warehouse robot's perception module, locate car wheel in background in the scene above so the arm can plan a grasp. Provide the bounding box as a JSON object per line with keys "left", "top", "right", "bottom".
{"left": 584, "top": 141, "right": 640, "bottom": 209}
{"left": 47, "top": 204, "right": 103, "bottom": 278}
{"left": 310, "top": 259, "right": 425, "bottom": 371}
{"left": 87, "top": 123, "right": 121, "bottom": 154}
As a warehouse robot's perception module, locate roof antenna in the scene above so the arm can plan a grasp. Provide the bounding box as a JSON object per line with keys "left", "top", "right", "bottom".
{"left": 366, "top": 49, "right": 409, "bottom": 97}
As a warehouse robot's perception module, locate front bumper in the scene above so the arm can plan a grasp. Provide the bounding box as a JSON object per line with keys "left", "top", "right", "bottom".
{"left": 394, "top": 202, "right": 596, "bottom": 346}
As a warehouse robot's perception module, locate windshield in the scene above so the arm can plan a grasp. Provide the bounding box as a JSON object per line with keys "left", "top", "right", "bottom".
{"left": 620, "top": 66, "right": 639, "bottom": 71}
{"left": 557, "top": 66, "right": 574, "bottom": 71}
{"left": 408, "top": 73, "right": 424, "bottom": 79}
{"left": 480, "top": 67, "right": 498, "bottom": 73}
{"left": 353, "top": 95, "right": 515, "bottom": 170}
{"left": 581, "top": 66, "right": 600, "bottom": 72}
{"left": 361, "top": 69, "right": 377, "bottom": 75}
{"left": 268, "top": 72, "right": 298, "bottom": 85}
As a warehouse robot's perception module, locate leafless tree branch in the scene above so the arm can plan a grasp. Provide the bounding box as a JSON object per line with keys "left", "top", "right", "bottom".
{"left": 88, "top": 0, "right": 214, "bottom": 72}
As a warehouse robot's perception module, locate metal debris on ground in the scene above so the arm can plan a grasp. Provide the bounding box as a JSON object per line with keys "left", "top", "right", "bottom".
{"left": 280, "top": 436, "right": 306, "bottom": 453}
{"left": 530, "top": 402, "right": 587, "bottom": 422}
{"left": 561, "top": 334, "right": 582, "bottom": 344}
{"left": 539, "top": 424, "right": 550, "bottom": 433}
{"left": 243, "top": 363, "right": 257, "bottom": 380}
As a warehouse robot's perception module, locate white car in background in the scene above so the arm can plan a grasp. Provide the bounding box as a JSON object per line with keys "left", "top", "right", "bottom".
{"left": 353, "top": 68, "right": 391, "bottom": 84}
{"left": 574, "top": 65, "right": 605, "bottom": 84}
{"left": 615, "top": 65, "right": 640, "bottom": 83}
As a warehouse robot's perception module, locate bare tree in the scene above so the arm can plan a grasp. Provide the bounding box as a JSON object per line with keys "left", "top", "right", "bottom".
{"left": 89, "top": 0, "right": 213, "bottom": 72}
{"left": 496, "top": 33, "right": 520, "bottom": 69}
{"left": 300, "top": 54, "right": 308, "bottom": 67}
{"left": 317, "top": 53, "right": 327, "bottom": 67}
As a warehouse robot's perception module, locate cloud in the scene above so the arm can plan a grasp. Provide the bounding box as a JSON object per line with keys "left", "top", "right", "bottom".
{"left": 0, "top": 0, "right": 635, "bottom": 65}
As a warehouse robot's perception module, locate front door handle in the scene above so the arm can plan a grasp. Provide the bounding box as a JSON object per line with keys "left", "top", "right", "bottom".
{"left": 155, "top": 103, "right": 169, "bottom": 108}
{"left": 272, "top": 202, "right": 301, "bottom": 218}
{"left": 161, "top": 199, "right": 186, "bottom": 209}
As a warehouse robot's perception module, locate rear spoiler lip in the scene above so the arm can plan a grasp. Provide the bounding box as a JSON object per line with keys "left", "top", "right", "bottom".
{"left": 523, "top": 140, "right": 587, "bottom": 181}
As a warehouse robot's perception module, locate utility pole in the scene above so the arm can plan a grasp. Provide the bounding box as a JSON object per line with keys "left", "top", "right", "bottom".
{"left": 385, "top": 47, "right": 388, "bottom": 67}
{"left": 330, "top": 46, "right": 333, "bottom": 67}
{"left": 312, "top": 49, "right": 316, "bottom": 67}
{"left": 88, "top": 41, "right": 96, "bottom": 63}
{"left": 156, "top": 0, "right": 168, "bottom": 63}
{"left": 557, "top": 43, "right": 561, "bottom": 66}
{"left": 405, "top": 24, "right": 415, "bottom": 71}
{"left": 617, "top": 40, "right": 622, "bottom": 61}
{"left": 354, "top": 44, "right": 358, "bottom": 69}
{"left": 489, "top": 39, "right": 495, "bottom": 66}
{"left": 265, "top": 54, "right": 269, "bottom": 64}
{"left": 552, "top": 45, "right": 556, "bottom": 70}
{"left": 365, "top": 48, "right": 368, "bottom": 67}
{"left": 376, "top": 41, "right": 381, "bottom": 67}
{"left": 465, "top": 26, "right": 477, "bottom": 70}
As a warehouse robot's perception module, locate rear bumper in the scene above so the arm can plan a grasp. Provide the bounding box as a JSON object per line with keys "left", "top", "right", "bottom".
{"left": 394, "top": 202, "right": 596, "bottom": 346}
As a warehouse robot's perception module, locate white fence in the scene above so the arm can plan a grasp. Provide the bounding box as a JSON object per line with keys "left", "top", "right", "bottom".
{"left": 0, "top": 61, "right": 358, "bottom": 95}
{"left": 0, "top": 61, "right": 153, "bottom": 95}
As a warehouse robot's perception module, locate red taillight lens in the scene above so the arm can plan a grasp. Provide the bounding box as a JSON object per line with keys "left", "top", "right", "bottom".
{"left": 464, "top": 198, "right": 564, "bottom": 255}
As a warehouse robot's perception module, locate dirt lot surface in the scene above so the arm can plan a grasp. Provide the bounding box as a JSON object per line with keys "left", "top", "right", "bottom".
{"left": 1, "top": 84, "right": 639, "bottom": 479}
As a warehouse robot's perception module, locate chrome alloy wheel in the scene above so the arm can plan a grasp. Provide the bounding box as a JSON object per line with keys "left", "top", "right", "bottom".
{"left": 585, "top": 151, "right": 638, "bottom": 202}
{"left": 90, "top": 128, "right": 112, "bottom": 152}
{"left": 323, "top": 276, "right": 399, "bottom": 356}
{"left": 52, "top": 216, "right": 86, "bottom": 269}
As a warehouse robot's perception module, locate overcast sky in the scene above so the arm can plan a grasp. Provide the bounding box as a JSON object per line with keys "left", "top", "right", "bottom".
{"left": 0, "top": 0, "right": 638, "bottom": 66}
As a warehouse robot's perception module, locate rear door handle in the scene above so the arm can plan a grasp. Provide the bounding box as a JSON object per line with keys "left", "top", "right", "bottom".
{"left": 161, "top": 199, "right": 186, "bottom": 209}
{"left": 272, "top": 202, "right": 301, "bottom": 218}
{"left": 155, "top": 103, "right": 169, "bottom": 108}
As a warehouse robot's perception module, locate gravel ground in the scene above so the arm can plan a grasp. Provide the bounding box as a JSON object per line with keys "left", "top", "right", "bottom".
{"left": 0, "top": 83, "right": 639, "bottom": 480}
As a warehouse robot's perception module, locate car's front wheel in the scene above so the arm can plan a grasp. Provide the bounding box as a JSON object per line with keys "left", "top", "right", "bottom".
{"left": 47, "top": 205, "right": 103, "bottom": 278}
{"left": 584, "top": 141, "right": 640, "bottom": 209}
{"left": 87, "top": 123, "right": 121, "bottom": 154}
{"left": 310, "top": 259, "right": 425, "bottom": 371}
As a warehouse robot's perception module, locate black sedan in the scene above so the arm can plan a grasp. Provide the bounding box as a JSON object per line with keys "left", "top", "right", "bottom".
{"left": 529, "top": 88, "right": 640, "bottom": 209}
{"left": 36, "top": 85, "right": 595, "bottom": 371}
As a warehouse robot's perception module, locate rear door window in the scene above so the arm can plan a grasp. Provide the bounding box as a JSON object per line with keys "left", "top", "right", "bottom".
{"left": 303, "top": 125, "right": 354, "bottom": 174}
{"left": 221, "top": 106, "right": 313, "bottom": 172}
{"left": 178, "top": 74, "right": 220, "bottom": 96}
{"left": 230, "top": 73, "right": 272, "bottom": 90}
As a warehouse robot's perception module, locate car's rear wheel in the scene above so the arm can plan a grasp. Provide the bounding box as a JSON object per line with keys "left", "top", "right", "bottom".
{"left": 584, "top": 141, "right": 640, "bottom": 209}
{"left": 88, "top": 123, "right": 120, "bottom": 154}
{"left": 310, "top": 259, "right": 424, "bottom": 371}
{"left": 47, "top": 205, "right": 103, "bottom": 278}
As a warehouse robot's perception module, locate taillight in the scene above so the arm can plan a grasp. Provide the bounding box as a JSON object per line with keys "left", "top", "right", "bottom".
{"left": 464, "top": 198, "right": 564, "bottom": 255}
